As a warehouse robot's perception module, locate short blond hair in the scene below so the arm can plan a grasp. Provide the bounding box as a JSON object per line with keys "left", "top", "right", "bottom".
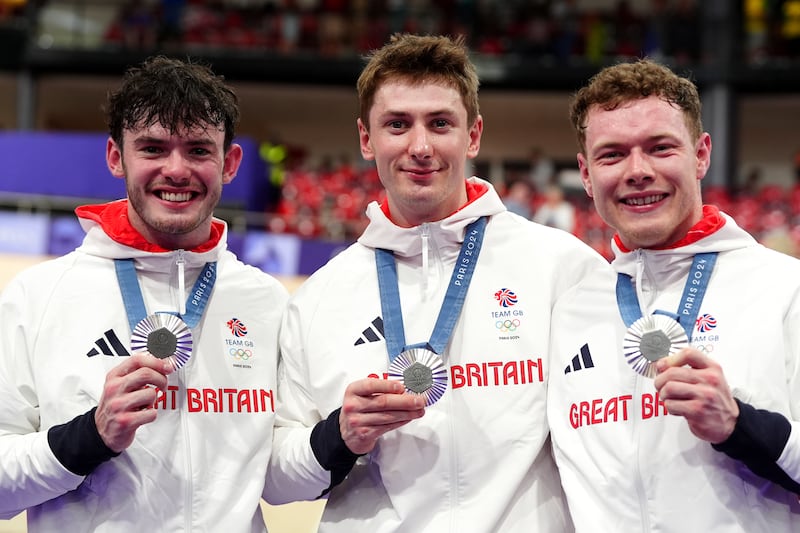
{"left": 357, "top": 33, "right": 480, "bottom": 129}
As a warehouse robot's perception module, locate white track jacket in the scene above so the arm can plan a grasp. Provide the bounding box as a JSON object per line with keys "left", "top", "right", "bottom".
{"left": 265, "top": 178, "right": 607, "bottom": 532}
{"left": 0, "top": 200, "right": 288, "bottom": 532}
{"left": 548, "top": 206, "right": 800, "bottom": 532}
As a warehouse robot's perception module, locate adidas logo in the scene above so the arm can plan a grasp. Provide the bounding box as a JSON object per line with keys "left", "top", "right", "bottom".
{"left": 87, "top": 329, "right": 131, "bottom": 358}
{"left": 564, "top": 343, "right": 594, "bottom": 374}
{"left": 354, "top": 317, "right": 385, "bottom": 346}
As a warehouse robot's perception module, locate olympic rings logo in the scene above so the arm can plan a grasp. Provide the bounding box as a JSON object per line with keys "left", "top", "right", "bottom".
{"left": 229, "top": 348, "right": 253, "bottom": 360}
{"left": 495, "top": 319, "right": 521, "bottom": 332}
{"left": 695, "top": 344, "right": 714, "bottom": 353}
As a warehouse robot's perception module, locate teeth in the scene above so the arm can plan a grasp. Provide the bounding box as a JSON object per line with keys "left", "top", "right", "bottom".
{"left": 625, "top": 194, "right": 663, "bottom": 206}
{"left": 160, "top": 191, "right": 192, "bottom": 202}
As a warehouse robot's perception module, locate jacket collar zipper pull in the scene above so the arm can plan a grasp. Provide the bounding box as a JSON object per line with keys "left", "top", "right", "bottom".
{"left": 177, "top": 250, "right": 186, "bottom": 316}
{"left": 421, "top": 223, "right": 430, "bottom": 298}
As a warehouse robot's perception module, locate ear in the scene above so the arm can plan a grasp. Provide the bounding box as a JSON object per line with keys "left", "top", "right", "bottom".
{"left": 222, "top": 143, "right": 243, "bottom": 184}
{"left": 577, "top": 153, "right": 593, "bottom": 197}
{"left": 466, "top": 115, "right": 484, "bottom": 159}
{"left": 357, "top": 118, "right": 374, "bottom": 161}
{"left": 695, "top": 132, "right": 712, "bottom": 182}
{"left": 106, "top": 137, "right": 125, "bottom": 179}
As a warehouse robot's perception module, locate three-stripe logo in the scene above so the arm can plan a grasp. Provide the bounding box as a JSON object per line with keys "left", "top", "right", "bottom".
{"left": 86, "top": 329, "right": 130, "bottom": 357}
{"left": 564, "top": 343, "right": 594, "bottom": 374}
{"left": 354, "top": 317, "right": 385, "bottom": 346}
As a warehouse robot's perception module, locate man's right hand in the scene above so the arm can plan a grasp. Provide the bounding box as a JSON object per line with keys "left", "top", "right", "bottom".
{"left": 95, "top": 354, "right": 173, "bottom": 452}
{"left": 339, "top": 378, "right": 426, "bottom": 455}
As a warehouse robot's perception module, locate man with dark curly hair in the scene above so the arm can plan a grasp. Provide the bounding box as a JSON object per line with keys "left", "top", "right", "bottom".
{"left": 0, "top": 56, "right": 288, "bottom": 532}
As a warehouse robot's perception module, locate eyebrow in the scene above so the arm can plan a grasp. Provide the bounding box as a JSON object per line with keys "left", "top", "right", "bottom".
{"left": 131, "top": 135, "right": 214, "bottom": 146}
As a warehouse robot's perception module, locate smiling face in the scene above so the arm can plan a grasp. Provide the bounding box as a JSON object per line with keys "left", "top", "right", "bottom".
{"left": 358, "top": 79, "right": 483, "bottom": 227}
{"left": 106, "top": 121, "right": 242, "bottom": 250}
{"left": 577, "top": 96, "right": 711, "bottom": 250}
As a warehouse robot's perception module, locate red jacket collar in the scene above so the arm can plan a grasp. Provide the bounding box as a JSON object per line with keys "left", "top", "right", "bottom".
{"left": 613, "top": 205, "right": 727, "bottom": 253}
{"left": 75, "top": 199, "right": 223, "bottom": 253}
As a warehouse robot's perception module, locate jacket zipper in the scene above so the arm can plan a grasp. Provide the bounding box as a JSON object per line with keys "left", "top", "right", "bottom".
{"left": 175, "top": 249, "right": 193, "bottom": 530}
{"left": 632, "top": 248, "right": 652, "bottom": 531}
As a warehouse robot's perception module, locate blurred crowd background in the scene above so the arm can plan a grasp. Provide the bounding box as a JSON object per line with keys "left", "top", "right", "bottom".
{"left": 1, "top": 0, "right": 800, "bottom": 274}
{"left": 2, "top": 0, "right": 792, "bottom": 66}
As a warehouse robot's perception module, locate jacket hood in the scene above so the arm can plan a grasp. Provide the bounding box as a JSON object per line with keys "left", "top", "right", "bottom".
{"left": 357, "top": 177, "right": 506, "bottom": 258}
{"left": 74, "top": 199, "right": 228, "bottom": 266}
{"left": 613, "top": 205, "right": 759, "bottom": 280}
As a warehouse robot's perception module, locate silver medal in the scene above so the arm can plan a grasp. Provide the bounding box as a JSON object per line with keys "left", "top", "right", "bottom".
{"left": 387, "top": 348, "right": 448, "bottom": 406}
{"left": 622, "top": 314, "right": 688, "bottom": 378}
{"left": 131, "top": 313, "right": 193, "bottom": 370}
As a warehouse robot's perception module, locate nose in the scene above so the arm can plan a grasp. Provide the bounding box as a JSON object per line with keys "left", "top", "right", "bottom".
{"left": 163, "top": 150, "right": 191, "bottom": 183}
{"left": 408, "top": 125, "right": 432, "bottom": 160}
{"left": 625, "top": 149, "right": 654, "bottom": 184}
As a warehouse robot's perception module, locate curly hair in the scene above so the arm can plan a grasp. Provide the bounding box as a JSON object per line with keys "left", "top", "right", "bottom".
{"left": 357, "top": 33, "right": 480, "bottom": 129}
{"left": 106, "top": 56, "right": 239, "bottom": 150}
{"left": 570, "top": 59, "right": 702, "bottom": 153}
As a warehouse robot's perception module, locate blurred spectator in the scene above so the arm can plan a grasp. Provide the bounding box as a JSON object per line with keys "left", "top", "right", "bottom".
{"left": 665, "top": 0, "right": 702, "bottom": 64}
{"left": 533, "top": 183, "right": 576, "bottom": 234}
{"left": 157, "top": 0, "right": 186, "bottom": 48}
{"left": 740, "top": 166, "right": 763, "bottom": 197}
{"left": 105, "top": 1, "right": 158, "bottom": 49}
{"left": 551, "top": 0, "right": 582, "bottom": 62}
{"left": 612, "top": 0, "right": 643, "bottom": 58}
{"left": 527, "top": 145, "right": 555, "bottom": 193}
{"left": 642, "top": 0, "right": 669, "bottom": 59}
{"left": 583, "top": 9, "right": 610, "bottom": 64}
{"left": 503, "top": 180, "right": 534, "bottom": 219}
{"left": 513, "top": 2, "right": 552, "bottom": 57}
{"left": 318, "top": 4, "right": 348, "bottom": 56}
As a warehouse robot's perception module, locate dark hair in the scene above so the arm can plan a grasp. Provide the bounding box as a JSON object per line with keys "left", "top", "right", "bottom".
{"left": 570, "top": 59, "right": 702, "bottom": 153}
{"left": 106, "top": 56, "right": 239, "bottom": 150}
{"left": 357, "top": 33, "right": 480, "bottom": 129}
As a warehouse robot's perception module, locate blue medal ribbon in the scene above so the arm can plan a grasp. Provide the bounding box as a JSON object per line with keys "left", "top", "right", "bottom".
{"left": 615, "top": 252, "right": 717, "bottom": 341}
{"left": 376, "top": 216, "right": 487, "bottom": 361}
{"left": 114, "top": 258, "right": 217, "bottom": 331}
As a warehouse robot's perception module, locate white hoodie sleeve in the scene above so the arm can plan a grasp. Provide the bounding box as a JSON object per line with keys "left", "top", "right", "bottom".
{"left": 263, "top": 297, "right": 335, "bottom": 505}
{"left": 0, "top": 278, "right": 84, "bottom": 518}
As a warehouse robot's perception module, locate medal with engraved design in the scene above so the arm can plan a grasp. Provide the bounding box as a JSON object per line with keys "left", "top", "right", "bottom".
{"left": 622, "top": 314, "right": 688, "bottom": 378}
{"left": 131, "top": 312, "right": 193, "bottom": 371}
{"left": 387, "top": 348, "right": 448, "bottom": 406}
